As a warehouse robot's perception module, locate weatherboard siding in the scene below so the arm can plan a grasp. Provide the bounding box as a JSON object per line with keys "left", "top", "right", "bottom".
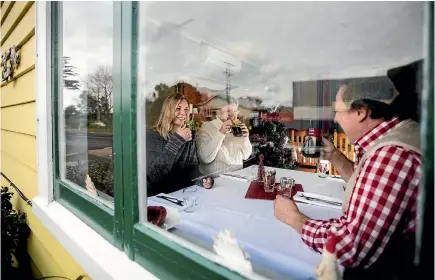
{"left": 1, "top": 2, "right": 87, "bottom": 279}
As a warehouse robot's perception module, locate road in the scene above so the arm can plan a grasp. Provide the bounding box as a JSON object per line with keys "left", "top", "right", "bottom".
{"left": 64, "top": 131, "right": 113, "bottom": 162}
{"left": 66, "top": 131, "right": 113, "bottom": 151}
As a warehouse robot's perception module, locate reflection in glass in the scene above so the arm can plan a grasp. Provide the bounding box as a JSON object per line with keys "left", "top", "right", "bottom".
{"left": 138, "top": 2, "right": 424, "bottom": 279}
{"left": 146, "top": 93, "right": 206, "bottom": 197}
{"left": 60, "top": 2, "right": 114, "bottom": 203}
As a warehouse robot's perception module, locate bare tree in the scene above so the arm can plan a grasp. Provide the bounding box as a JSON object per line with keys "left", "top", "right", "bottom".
{"left": 79, "top": 66, "right": 113, "bottom": 126}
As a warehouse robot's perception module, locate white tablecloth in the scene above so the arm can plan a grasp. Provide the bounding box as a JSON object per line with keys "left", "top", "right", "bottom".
{"left": 149, "top": 167, "right": 346, "bottom": 280}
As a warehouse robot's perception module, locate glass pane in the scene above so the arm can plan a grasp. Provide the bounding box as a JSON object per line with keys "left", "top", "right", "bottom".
{"left": 138, "top": 2, "right": 424, "bottom": 279}
{"left": 59, "top": 2, "right": 114, "bottom": 205}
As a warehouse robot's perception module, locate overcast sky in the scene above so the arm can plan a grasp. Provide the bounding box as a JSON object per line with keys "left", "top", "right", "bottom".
{"left": 62, "top": 1, "right": 113, "bottom": 108}
{"left": 62, "top": 1, "right": 424, "bottom": 109}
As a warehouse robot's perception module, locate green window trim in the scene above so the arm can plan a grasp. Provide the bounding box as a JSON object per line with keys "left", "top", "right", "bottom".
{"left": 113, "top": 1, "right": 126, "bottom": 250}
{"left": 50, "top": 1, "right": 122, "bottom": 249}
{"left": 56, "top": 181, "right": 115, "bottom": 244}
{"left": 118, "top": 1, "right": 139, "bottom": 258}
{"left": 133, "top": 223, "right": 248, "bottom": 280}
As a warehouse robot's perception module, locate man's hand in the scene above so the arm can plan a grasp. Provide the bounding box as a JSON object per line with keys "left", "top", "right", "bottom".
{"left": 175, "top": 124, "right": 192, "bottom": 141}
{"left": 219, "top": 120, "right": 233, "bottom": 135}
{"left": 321, "top": 136, "right": 355, "bottom": 181}
{"left": 240, "top": 124, "right": 249, "bottom": 137}
{"left": 274, "top": 195, "right": 309, "bottom": 233}
{"left": 321, "top": 137, "right": 337, "bottom": 161}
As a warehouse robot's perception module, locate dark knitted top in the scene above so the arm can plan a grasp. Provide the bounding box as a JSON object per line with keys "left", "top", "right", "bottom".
{"left": 146, "top": 130, "right": 202, "bottom": 196}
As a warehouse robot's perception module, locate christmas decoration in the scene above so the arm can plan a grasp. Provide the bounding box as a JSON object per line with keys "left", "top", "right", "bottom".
{"left": 249, "top": 114, "right": 298, "bottom": 170}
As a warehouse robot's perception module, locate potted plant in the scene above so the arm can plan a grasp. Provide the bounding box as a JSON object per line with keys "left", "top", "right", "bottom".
{"left": 1, "top": 186, "right": 32, "bottom": 279}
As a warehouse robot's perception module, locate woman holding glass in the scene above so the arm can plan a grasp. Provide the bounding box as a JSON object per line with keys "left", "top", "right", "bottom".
{"left": 146, "top": 93, "right": 213, "bottom": 196}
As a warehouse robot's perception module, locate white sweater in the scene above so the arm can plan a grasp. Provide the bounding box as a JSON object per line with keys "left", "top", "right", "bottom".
{"left": 196, "top": 119, "right": 253, "bottom": 176}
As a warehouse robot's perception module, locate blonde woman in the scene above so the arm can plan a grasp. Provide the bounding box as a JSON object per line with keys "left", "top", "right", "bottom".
{"left": 146, "top": 93, "right": 213, "bottom": 196}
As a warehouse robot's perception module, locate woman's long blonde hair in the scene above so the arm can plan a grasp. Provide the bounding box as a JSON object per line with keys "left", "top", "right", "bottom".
{"left": 154, "top": 93, "right": 187, "bottom": 139}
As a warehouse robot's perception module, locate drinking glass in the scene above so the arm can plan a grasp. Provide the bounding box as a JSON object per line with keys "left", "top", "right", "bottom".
{"left": 318, "top": 160, "right": 329, "bottom": 178}
{"left": 263, "top": 170, "right": 276, "bottom": 193}
{"left": 183, "top": 186, "right": 198, "bottom": 193}
{"left": 183, "top": 196, "right": 198, "bottom": 213}
{"left": 279, "top": 177, "right": 295, "bottom": 197}
{"left": 250, "top": 165, "right": 259, "bottom": 181}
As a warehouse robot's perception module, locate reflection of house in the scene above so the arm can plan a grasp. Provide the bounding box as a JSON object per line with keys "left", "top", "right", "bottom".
{"left": 290, "top": 80, "right": 334, "bottom": 131}
{"left": 196, "top": 94, "right": 256, "bottom": 124}
{"left": 291, "top": 73, "right": 423, "bottom": 133}
{"left": 179, "top": 82, "right": 260, "bottom": 125}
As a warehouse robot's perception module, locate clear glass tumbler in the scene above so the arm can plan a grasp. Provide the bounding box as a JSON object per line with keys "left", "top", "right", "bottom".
{"left": 280, "top": 177, "right": 295, "bottom": 197}
{"left": 318, "top": 160, "right": 330, "bottom": 178}
{"left": 263, "top": 170, "right": 276, "bottom": 193}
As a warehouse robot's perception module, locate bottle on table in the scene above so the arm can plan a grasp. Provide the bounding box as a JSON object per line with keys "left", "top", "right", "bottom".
{"left": 257, "top": 154, "right": 265, "bottom": 181}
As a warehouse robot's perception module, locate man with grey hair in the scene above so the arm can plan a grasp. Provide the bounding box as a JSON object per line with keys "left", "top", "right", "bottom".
{"left": 196, "top": 98, "right": 252, "bottom": 176}
{"left": 274, "top": 76, "right": 421, "bottom": 279}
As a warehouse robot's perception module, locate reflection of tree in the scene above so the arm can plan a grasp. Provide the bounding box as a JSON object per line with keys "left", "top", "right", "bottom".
{"left": 64, "top": 105, "right": 84, "bottom": 129}
{"left": 146, "top": 83, "right": 176, "bottom": 129}
{"left": 145, "top": 81, "right": 211, "bottom": 129}
{"left": 65, "top": 105, "right": 79, "bottom": 119}
{"left": 63, "top": 57, "right": 80, "bottom": 91}
{"left": 78, "top": 66, "right": 113, "bottom": 127}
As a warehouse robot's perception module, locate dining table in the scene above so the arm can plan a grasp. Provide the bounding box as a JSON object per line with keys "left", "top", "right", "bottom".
{"left": 148, "top": 166, "right": 346, "bottom": 280}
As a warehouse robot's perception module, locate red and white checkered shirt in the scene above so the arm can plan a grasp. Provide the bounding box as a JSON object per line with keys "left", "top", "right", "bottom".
{"left": 301, "top": 117, "right": 422, "bottom": 268}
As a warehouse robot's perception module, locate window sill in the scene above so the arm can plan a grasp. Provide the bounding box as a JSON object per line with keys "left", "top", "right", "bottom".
{"left": 32, "top": 197, "right": 158, "bottom": 280}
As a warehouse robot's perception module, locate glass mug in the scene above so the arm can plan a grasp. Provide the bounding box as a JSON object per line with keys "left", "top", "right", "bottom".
{"left": 232, "top": 119, "right": 243, "bottom": 137}
{"left": 232, "top": 125, "right": 243, "bottom": 137}
{"left": 302, "top": 128, "right": 322, "bottom": 158}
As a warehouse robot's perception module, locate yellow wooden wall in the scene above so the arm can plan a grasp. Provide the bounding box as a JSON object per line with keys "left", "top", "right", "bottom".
{"left": 1, "top": 2, "right": 87, "bottom": 279}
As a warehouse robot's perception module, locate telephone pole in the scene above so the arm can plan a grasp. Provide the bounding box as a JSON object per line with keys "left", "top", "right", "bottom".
{"left": 224, "top": 62, "right": 235, "bottom": 104}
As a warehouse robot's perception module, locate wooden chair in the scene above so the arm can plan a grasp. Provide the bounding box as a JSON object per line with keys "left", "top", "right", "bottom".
{"left": 289, "top": 130, "right": 319, "bottom": 172}
{"left": 332, "top": 132, "right": 355, "bottom": 175}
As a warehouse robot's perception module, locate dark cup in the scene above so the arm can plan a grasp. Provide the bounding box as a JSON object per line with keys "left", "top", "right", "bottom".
{"left": 232, "top": 126, "right": 243, "bottom": 137}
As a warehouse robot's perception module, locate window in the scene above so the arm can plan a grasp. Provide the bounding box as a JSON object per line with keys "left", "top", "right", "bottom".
{"left": 137, "top": 2, "right": 430, "bottom": 280}
{"left": 35, "top": 1, "right": 433, "bottom": 279}
{"left": 51, "top": 1, "right": 120, "bottom": 245}
{"left": 61, "top": 2, "right": 114, "bottom": 203}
